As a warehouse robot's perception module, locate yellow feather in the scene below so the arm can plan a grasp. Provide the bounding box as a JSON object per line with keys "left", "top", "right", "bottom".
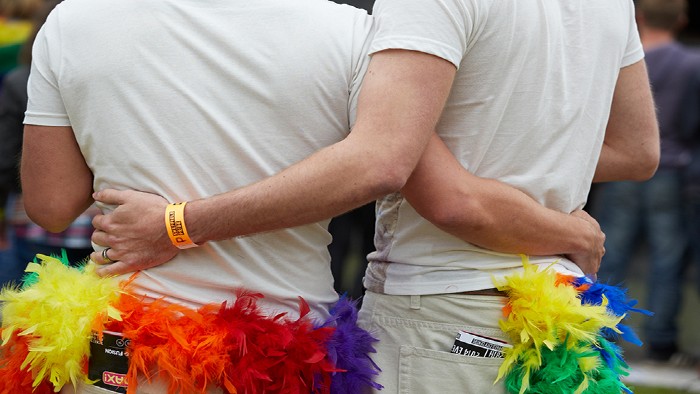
{"left": 0, "top": 255, "right": 123, "bottom": 390}
{"left": 107, "top": 305, "right": 123, "bottom": 321}
{"left": 493, "top": 256, "right": 625, "bottom": 390}
{"left": 574, "top": 377, "right": 588, "bottom": 394}
{"left": 2, "top": 324, "right": 17, "bottom": 345}
{"left": 19, "top": 324, "right": 39, "bottom": 336}
{"left": 23, "top": 261, "right": 42, "bottom": 273}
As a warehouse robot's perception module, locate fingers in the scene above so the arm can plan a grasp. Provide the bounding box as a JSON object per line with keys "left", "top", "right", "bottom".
{"left": 570, "top": 209, "right": 591, "bottom": 219}
{"left": 102, "top": 247, "right": 116, "bottom": 264}
{"left": 90, "top": 247, "right": 133, "bottom": 277}
{"left": 91, "top": 246, "right": 119, "bottom": 266}
{"left": 571, "top": 209, "right": 600, "bottom": 228}
{"left": 91, "top": 228, "right": 109, "bottom": 250}
{"left": 92, "top": 213, "right": 106, "bottom": 231}
{"left": 92, "top": 213, "right": 119, "bottom": 234}
{"left": 92, "top": 189, "right": 128, "bottom": 206}
{"left": 89, "top": 250, "right": 102, "bottom": 264}
{"left": 95, "top": 261, "right": 133, "bottom": 277}
{"left": 89, "top": 242, "right": 137, "bottom": 278}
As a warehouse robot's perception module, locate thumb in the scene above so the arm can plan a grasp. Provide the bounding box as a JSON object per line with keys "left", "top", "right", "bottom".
{"left": 93, "top": 189, "right": 128, "bottom": 206}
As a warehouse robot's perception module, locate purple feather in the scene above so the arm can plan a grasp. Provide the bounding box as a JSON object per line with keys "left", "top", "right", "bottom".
{"left": 319, "top": 296, "right": 383, "bottom": 393}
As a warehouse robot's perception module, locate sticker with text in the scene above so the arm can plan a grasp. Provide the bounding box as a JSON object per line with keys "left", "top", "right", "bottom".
{"left": 88, "top": 331, "right": 130, "bottom": 393}
{"left": 450, "top": 330, "right": 511, "bottom": 358}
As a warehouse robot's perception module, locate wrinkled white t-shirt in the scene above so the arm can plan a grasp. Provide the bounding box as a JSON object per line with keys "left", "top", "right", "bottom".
{"left": 25, "top": 0, "right": 373, "bottom": 319}
{"left": 365, "top": 0, "right": 644, "bottom": 295}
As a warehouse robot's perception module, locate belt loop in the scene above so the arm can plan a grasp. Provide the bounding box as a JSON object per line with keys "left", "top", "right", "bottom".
{"left": 409, "top": 295, "right": 421, "bottom": 310}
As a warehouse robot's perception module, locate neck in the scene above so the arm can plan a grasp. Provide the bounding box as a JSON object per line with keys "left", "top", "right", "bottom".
{"left": 640, "top": 28, "right": 675, "bottom": 51}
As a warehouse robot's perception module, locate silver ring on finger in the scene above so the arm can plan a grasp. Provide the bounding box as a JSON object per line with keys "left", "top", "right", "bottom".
{"left": 102, "top": 247, "right": 115, "bottom": 264}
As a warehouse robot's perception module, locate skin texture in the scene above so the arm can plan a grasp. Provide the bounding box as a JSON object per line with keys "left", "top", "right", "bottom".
{"left": 21, "top": 124, "right": 93, "bottom": 232}
{"left": 593, "top": 61, "right": 660, "bottom": 182}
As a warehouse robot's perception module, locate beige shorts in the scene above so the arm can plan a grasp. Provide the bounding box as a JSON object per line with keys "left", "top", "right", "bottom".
{"left": 358, "top": 291, "right": 508, "bottom": 394}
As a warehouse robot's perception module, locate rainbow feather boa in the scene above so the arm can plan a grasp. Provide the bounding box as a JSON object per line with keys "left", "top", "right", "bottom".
{"left": 0, "top": 253, "right": 381, "bottom": 394}
{"left": 493, "top": 257, "right": 651, "bottom": 394}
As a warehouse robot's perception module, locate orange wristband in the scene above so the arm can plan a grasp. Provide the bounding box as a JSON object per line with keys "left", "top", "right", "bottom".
{"left": 165, "top": 202, "right": 198, "bottom": 249}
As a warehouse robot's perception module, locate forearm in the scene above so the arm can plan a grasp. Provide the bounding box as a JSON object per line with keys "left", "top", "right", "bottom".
{"left": 593, "top": 60, "right": 660, "bottom": 183}
{"left": 425, "top": 179, "right": 594, "bottom": 256}
{"left": 181, "top": 50, "right": 458, "bottom": 243}
{"left": 594, "top": 143, "right": 657, "bottom": 182}
{"left": 186, "top": 133, "right": 409, "bottom": 242}
{"left": 403, "top": 135, "right": 597, "bottom": 257}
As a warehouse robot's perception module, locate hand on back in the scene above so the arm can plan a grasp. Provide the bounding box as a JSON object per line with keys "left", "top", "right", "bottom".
{"left": 90, "top": 189, "right": 178, "bottom": 277}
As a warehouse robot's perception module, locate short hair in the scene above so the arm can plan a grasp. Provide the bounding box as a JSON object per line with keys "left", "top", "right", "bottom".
{"left": 637, "top": 0, "right": 688, "bottom": 30}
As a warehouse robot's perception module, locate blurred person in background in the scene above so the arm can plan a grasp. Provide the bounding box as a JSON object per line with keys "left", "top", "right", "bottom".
{"left": 591, "top": 0, "right": 700, "bottom": 365}
{"left": 679, "top": 4, "right": 700, "bottom": 364}
{"left": 688, "top": 102, "right": 700, "bottom": 298}
{"left": 0, "top": 0, "right": 40, "bottom": 87}
{"left": 0, "top": 0, "right": 96, "bottom": 290}
{"left": 0, "top": 0, "right": 40, "bottom": 279}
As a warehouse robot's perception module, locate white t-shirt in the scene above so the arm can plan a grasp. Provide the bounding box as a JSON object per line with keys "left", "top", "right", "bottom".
{"left": 25, "top": 0, "right": 373, "bottom": 319}
{"left": 365, "top": 0, "right": 644, "bottom": 295}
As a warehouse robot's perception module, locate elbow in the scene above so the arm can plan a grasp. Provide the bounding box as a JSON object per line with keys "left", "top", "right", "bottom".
{"left": 25, "top": 209, "right": 71, "bottom": 233}
{"left": 417, "top": 195, "right": 458, "bottom": 227}
{"left": 423, "top": 206, "right": 466, "bottom": 231}
{"left": 636, "top": 157, "right": 659, "bottom": 181}
{"left": 632, "top": 124, "right": 661, "bottom": 181}
{"left": 379, "top": 170, "right": 411, "bottom": 196}
{"left": 24, "top": 198, "right": 80, "bottom": 233}
{"left": 365, "top": 160, "right": 414, "bottom": 198}
{"left": 415, "top": 193, "right": 491, "bottom": 235}
{"left": 26, "top": 213, "right": 71, "bottom": 233}
{"left": 630, "top": 145, "right": 660, "bottom": 181}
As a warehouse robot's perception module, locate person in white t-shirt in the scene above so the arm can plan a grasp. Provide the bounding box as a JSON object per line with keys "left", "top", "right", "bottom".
{"left": 20, "top": 0, "right": 658, "bottom": 393}
{"left": 355, "top": 0, "right": 658, "bottom": 392}
{"left": 15, "top": 0, "right": 382, "bottom": 392}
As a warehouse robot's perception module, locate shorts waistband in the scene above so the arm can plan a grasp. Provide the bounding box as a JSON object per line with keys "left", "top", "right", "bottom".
{"left": 458, "top": 288, "right": 507, "bottom": 297}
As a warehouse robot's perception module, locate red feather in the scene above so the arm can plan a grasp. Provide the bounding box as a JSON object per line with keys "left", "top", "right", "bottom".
{"left": 104, "top": 291, "right": 339, "bottom": 394}
{"left": 0, "top": 331, "right": 54, "bottom": 394}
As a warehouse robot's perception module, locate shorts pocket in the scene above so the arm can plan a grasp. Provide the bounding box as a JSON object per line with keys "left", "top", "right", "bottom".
{"left": 398, "top": 345, "right": 505, "bottom": 394}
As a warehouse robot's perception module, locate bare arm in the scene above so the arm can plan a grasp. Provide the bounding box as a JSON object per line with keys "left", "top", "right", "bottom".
{"left": 594, "top": 60, "right": 660, "bottom": 182}
{"left": 402, "top": 134, "right": 605, "bottom": 275}
{"left": 189, "top": 50, "right": 456, "bottom": 239}
{"left": 20, "top": 125, "right": 94, "bottom": 232}
{"left": 93, "top": 131, "right": 605, "bottom": 276}
{"left": 90, "top": 50, "right": 458, "bottom": 275}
